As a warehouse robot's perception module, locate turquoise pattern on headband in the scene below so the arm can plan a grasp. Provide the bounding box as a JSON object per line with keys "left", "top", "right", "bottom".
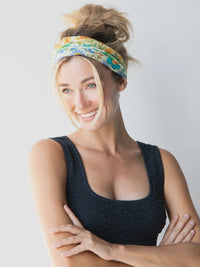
{"left": 52, "top": 36, "right": 127, "bottom": 78}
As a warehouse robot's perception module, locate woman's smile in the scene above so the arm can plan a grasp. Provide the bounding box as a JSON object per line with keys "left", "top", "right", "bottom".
{"left": 77, "top": 108, "right": 98, "bottom": 121}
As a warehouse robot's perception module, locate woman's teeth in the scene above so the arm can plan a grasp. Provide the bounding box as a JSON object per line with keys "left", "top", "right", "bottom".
{"left": 80, "top": 109, "right": 97, "bottom": 118}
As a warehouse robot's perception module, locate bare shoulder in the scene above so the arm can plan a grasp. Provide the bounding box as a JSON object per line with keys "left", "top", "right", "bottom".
{"left": 159, "top": 147, "right": 179, "bottom": 166}
{"left": 28, "top": 138, "right": 68, "bottom": 209}
{"left": 158, "top": 146, "right": 192, "bottom": 205}
{"left": 158, "top": 147, "right": 192, "bottom": 193}
{"left": 28, "top": 138, "right": 65, "bottom": 162}
{"left": 28, "top": 138, "right": 67, "bottom": 181}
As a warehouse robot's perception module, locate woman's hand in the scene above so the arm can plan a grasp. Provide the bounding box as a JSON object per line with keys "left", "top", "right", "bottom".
{"left": 159, "top": 214, "right": 196, "bottom": 245}
{"left": 49, "top": 205, "right": 114, "bottom": 260}
{"left": 62, "top": 204, "right": 85, "bottom": 229}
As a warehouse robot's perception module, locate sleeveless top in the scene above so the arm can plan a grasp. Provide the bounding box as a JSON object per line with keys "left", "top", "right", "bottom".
{"left": 49, "top": 135, "right": 167, "bottom": 246}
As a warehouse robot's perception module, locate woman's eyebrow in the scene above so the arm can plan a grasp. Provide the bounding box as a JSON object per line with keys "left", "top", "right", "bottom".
{"left": 58, "top": 76, "right": 94, "bottom": 87}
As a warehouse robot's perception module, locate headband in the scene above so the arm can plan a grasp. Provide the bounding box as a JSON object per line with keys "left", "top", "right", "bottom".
{"left": 52, "top": 36, "right": 127, "bottom": 78}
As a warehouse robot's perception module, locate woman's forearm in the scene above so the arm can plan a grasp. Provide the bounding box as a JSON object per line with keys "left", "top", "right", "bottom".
{"left": 61, "top": 251, "right": 133, "bottom": 267}
{"left": 111, "top": 242, "right": 200, "bottom": 267}
{"left": 51, "top": 250, "right": 133, "bottom": 267}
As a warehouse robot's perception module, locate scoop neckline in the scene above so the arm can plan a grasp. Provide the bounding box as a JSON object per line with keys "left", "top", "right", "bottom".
{"left": 64, "top": 135, "right": 152, "bottom": 203}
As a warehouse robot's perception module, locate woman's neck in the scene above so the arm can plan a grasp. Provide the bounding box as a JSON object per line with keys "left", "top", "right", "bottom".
{"left": 71, "top": 108, "right": 136, "bottom": 155}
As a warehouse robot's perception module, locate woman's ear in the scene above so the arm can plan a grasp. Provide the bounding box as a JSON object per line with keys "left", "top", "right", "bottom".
{"left": 118, "top": 78, "right": 127, "bottom": 92}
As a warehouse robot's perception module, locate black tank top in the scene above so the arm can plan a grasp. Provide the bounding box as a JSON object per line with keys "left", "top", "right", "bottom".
{"left": 49, "top": 135, "right": 166, "bottom": 246}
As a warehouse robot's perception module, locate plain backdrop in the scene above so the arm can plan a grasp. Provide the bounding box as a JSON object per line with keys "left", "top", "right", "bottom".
{"left": 0, "top": 0, "right": 199, "bottom": 266}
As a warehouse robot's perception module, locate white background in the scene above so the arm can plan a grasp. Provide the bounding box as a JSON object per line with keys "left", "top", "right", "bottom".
{"left": 0, "top": 0, "right": 199, "bottom": 266}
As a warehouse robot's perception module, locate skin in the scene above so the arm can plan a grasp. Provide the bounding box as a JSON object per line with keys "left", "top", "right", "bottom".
{"left": 29, "top": 56, "right": 199, "bottom": 266}
{"left": 49, "top": 57, "right": 199, "bottom": 264}
{"left": 50, "top": 205, "right": 196, "bottom": 259}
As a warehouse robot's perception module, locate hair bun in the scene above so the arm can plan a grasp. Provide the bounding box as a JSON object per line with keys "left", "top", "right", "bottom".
{"left": 61, "top": 4, "right": 132, "bottom": 43}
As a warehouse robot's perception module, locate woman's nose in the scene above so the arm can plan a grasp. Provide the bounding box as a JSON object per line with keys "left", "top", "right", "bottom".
{"left": 75, "top": 91, "right": 90, "bottom": 110}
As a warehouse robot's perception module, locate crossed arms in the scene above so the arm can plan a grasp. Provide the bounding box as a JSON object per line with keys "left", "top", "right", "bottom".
{"left": 28, "top": 139, "right": 200, "bottom": 266}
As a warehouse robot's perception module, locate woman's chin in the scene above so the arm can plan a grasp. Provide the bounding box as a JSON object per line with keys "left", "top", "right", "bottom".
{"left": 78, "top": 119, "right": 104, "bottom": 131}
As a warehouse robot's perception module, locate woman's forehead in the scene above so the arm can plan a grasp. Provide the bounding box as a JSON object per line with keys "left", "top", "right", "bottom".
{"left": 58, "top": 56, "right": 111, "bottom": 81}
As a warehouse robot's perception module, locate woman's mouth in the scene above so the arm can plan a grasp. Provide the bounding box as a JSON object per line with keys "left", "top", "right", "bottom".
{"left": 78, "top": 109, "right": 98, "bottom": 121}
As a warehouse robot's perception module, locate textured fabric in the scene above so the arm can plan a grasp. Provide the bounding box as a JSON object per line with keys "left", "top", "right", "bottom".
{"left": 49, "top": 135, "right": 167, "bottom": 245}
{"left": 52, "top": 36, "right": 127, "bottom": 78}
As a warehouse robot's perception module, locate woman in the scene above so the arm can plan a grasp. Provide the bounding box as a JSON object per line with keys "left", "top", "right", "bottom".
{"left": 28, "top": 4, "right": 200, "bottom": 266}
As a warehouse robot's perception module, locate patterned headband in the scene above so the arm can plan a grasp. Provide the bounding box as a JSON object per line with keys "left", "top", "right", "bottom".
{"left": 52, "top": 36, "right": 127, "bottom": 78}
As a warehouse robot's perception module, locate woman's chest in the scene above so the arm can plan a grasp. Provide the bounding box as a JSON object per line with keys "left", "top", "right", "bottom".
{"left": 78, "top": 148, "right": 150, "bottom": 201}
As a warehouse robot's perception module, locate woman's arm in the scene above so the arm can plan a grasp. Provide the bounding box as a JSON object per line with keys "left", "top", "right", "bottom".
{"left": 109, "top": 148, "right": 200, "bottom": 267}
{"left": 28, "top": 139, "right": 131, "bottom": 267}
{"left": 111, "top": 242, "right": 200, "bottom": 267}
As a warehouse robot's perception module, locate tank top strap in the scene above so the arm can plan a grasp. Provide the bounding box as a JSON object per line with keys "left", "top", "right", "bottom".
{"left": 137, "top": 141, "right": 165, "bottom": 202}
{"left": 48, "top": 136, "right": 79, "bottom": 177}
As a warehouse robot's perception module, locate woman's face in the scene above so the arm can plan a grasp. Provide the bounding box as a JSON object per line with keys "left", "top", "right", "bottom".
{"left": 57, "top": 56, "right": 126, "bottom": 131}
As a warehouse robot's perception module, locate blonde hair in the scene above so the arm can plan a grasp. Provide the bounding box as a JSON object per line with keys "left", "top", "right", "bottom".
{"left": 53, "top": 4, "right": 140, "bottom": 128}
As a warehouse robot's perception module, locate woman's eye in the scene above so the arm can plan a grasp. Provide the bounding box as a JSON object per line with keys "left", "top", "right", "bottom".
{"left": 62, "top": 88, "right": 71, "bottom": 94}
{"left": 87, "top": 83, "right": 96, "bottom": 89}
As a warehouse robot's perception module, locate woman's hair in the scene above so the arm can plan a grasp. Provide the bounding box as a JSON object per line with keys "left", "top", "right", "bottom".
{"left": 53, "top": 4, "right": 139, "bottom": 128}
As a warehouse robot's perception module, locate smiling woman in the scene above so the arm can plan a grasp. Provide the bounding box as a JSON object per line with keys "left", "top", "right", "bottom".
{"left": 56, "top": 55, "right": 127, "bottom": 131}
{"left": 28, "top": 3, "right": 200, "bottom": 267}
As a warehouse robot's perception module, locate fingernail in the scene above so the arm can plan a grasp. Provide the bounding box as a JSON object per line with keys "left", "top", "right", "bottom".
{"left": 173, "top": 214, "right": 178, "bottom": 219}
{"left": 64, "top": 207, "right": 69, "bottom": 213}
{"left": 190, "top": 229, "right": 195, "bottom": 234}
{"left": 190, "top": 220, "right": 195, "bottom": 225}
{"left": 184, "top": 214, "right": 189, "bottom": 218}
{"left": 61, "top": 252, "right": 69, "bottom": 257}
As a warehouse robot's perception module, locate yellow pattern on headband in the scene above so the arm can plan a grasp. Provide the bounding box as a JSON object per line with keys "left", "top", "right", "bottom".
{"left": 52, "top": 36, "right": 127, "bottom": 78}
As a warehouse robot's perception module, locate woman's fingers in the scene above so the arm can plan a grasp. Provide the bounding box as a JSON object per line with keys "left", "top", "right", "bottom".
{"left": 160, "top": 214, "right": 196, "bottom": 245}
{"left": 64, "top": 205, "right": 85, "bottom": 229}
{"left": 164, "top": 214, "right": 192, "bottom": 244}
{"left": 160, "top": 214, "right": 179, "bottom": 244}
{"left": 61, "top": 244, "right": 84, "bottom": 257}
{"left": 182, "top": 229, "right": 196, "bottom": 243}
{"left": 50, "top": 223, "right": 82, "bottom": 234}
{"left": 51, "top": 228, "right": 96, "bottom": 257}
{"left": 174, "top": 220, "right": 196, "bottom": 243}
{"left": 52, "top": 235, "right": 83, "bottom": 248}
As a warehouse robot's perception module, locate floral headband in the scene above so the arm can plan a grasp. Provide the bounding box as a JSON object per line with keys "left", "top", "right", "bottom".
{"left": 52, "top": 36, "right": 127, "bottom": 78}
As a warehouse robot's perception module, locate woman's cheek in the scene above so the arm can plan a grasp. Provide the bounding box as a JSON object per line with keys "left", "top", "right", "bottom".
{"left": 63, "top": 96, "right": 73, "bottom": 106}
{"left": 92, "top": 91, "right": 100, "bottom": 103}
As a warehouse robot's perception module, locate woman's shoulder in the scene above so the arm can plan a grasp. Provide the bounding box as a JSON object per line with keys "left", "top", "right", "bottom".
{"left": 157, "top": 146, "right": 179, "bottom": 170}
{"left": 28, "top": 137, "right": 67, "bottom": 179}
{"left": 137, "top": 139, "right": 176, "bottom": 162}
{"left": 29, "top": 137, "right": 65, "bottom": 158}
{"left": 139, "top": 140, "right": 181, "bottom": 179}
{"left": 149, "top": 143, "right": 181, "bottom": 177}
